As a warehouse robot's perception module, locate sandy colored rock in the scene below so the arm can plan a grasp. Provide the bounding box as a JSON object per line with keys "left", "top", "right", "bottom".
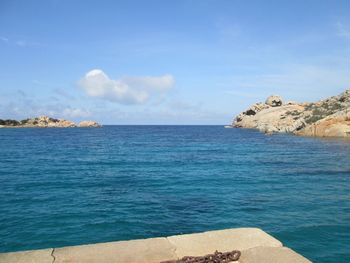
{"left": 234, "top": 104, "right": 305, "bottom": 133}
{"left": 24, "top": 116, "right": 76, "bottom": 128}
{"left": 296, "top": 110, "right": 350, "bottom": 137}
{"left": 78, "top": 120, "right": 101, "bottom": 127}
{"left": 232, "top": 89, "right": 350, "bottom": 137}
{"left": 167, "top": 228, "right": 282, "bottom": 258}
{"left": 239, "top": 246, "right": 312, "bottom": 263}
{"left": 0, "top": 116, "right": 101, "bottom": 128}
{"left": 265, "top": 95, "right": 283, "bottom": 107}
{"left": 235, "top": 103, "right": 270, "bottom": 123}
{"left": 0, "top": 248, "right": 53, "bottom": 263}
{"left": 54, "top": 237, "right": 177, "bottom": 263}
{"left": 50, "top": 119, "right": 76, "bottom": 128}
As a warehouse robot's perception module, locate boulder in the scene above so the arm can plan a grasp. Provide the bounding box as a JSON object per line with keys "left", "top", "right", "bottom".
{"left": 78, "top": 121, "right": 101, "bottom": 128}
{"left": 265, "top": 95, "right": 283, "bottom": 107}
{"left": 54, "top": 119, "right": 76, "bottom": 128}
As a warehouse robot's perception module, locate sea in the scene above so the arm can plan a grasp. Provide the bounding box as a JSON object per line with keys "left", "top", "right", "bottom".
{"left": 0, "top": 126, "right": 349, "bottom": 262}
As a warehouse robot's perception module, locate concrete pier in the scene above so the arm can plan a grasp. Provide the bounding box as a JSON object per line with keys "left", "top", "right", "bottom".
{"left": 0, "top": 228, "right": 311, "bottom": 263}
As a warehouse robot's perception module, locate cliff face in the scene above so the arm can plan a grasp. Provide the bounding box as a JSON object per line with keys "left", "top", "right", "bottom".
{"left": 232, "top": 89, "right": 350, "bottom": 137}
{"left": 295, "top": 110, "right": 350, "bottom": 137}
{"left": 0, "top": 116, "right": 101, "bottom": 128}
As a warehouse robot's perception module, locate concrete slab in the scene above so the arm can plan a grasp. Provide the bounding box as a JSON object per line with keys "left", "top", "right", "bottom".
{"left": 167, "top": 228, "right": 282, "bottom": 258}
{"left": 0, "top": 248, "right": 53, "bottom": 263}
{"left": 0, "top": 228, "right": 311, "bottom": 263}
{"left": 53, "top": 237, "right": 177, "bottom": 263}
{"left": 239, "top": 246, "right": 312, "bottom": 263}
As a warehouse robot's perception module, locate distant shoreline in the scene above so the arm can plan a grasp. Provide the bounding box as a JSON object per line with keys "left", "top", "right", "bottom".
{"left": 0, "top": 116, "right": 101, "bottom": 128}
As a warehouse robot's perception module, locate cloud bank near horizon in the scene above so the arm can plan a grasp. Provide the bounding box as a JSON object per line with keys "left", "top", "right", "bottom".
{"left": 79, "top": 69, "right": 175, "bottom": 105}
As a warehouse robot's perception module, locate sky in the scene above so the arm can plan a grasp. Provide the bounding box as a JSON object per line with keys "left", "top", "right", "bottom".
{"left": 1, "top": 0, "right": 350, "bottom": 124}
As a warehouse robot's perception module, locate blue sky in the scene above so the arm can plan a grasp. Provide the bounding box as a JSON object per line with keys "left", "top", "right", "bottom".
{"left": 1, "top": 0, "right": 350, "bottom": 124}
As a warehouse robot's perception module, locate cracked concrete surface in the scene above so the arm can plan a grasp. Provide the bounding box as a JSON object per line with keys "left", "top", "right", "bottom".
{"left": 52, "top": 237, "right": 177, "bottom": 263}
{"left": 166, "top": 228, "right": 282, "bottom": 258}
{"left": 0, "top": 228, "right": 311, "bottom": 263}
{"left": 51, "top": 248, "right": 55, "bottom": 263}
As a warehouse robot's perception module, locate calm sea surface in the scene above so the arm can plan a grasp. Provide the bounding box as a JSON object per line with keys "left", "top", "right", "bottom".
{"left": 0, "top": 126, "right": 349, "bottom": 262}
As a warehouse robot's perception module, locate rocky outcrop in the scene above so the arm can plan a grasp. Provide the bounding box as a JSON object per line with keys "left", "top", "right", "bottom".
{"left": 0, "top": 116, "right": 101, "bottom": 128}
{"left": 296, "top": 109, "right": 350, "bottom": 137}
{"left": 78, "top": 120, "right": 101, "bottom": 128}
{"left": 232, "top": 89, "right": 350, "bottom": 137}
{"left": 22, "top": 116, "right": 76, "bottom": 128}
{"left": 233, "top": 99, "right": 306, "bottom": 134}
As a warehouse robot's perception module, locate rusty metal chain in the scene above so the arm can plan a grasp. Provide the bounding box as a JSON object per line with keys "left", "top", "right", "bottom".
{"left": 161, "top": 250, "right": 241, "bottom": 263}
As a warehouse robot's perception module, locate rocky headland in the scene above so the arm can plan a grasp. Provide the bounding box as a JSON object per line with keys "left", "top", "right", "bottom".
{"left": 0, "top": 116, "right": 101, "bottom": 128}
{"left": 231, "top": 89, "right": 350, "bottom": 137}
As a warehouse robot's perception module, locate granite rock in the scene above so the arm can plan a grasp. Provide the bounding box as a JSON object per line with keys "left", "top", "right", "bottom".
{"left": 0, "top": 116, "right": 101, "bottom": 128}
{"left": 78, "top": 120, "right": 101, "bottom": 127}
{"left": 232, "top": 89, "right": 350, "bottom": 137}
{"left": 265, "top": 95, "right": 283, "bottom": 107}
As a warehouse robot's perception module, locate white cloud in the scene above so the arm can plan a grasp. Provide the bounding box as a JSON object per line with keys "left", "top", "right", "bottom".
{"left": 53, "top": 88, "right": 76, "bottom": 100}
{"left": 336, "top": 22, "right": 350, "bottom": 39}
{"left": 79, "top": 69, "right": 175, "bottom": 104}
{"left": 62, "top": 108, "right": 90, "bottom": 118}
{"left": 0, "top": 89, "right": 91, "bottom": 121}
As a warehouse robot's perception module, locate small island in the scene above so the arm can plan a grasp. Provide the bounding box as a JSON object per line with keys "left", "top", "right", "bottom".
{"left": 0, "top": 116, "right": 101, "bottom": 128}
{"left": 229, "top": 89, "right": 350, "bottom": 137}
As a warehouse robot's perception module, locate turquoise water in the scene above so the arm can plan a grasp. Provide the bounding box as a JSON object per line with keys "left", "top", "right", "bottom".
{"left": 0, "top": 126, "right": 349, "bottom": 262}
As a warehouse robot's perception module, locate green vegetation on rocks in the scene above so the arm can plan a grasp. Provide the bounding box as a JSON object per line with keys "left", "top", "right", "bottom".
{"left": 232, "top": 89, "right": 350, "bottom": 137}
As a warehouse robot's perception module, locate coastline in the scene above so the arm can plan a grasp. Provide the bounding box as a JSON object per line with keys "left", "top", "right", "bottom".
{"left": 0, "top": 116, "right": 101, "bottom": 128}
{"left": 230, "top": 89, "right": 350, "bottom": 138}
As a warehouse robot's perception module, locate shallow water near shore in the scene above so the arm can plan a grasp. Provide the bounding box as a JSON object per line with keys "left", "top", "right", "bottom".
{"left": 0, "top": 126, "right": 349, "bottom": 262}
